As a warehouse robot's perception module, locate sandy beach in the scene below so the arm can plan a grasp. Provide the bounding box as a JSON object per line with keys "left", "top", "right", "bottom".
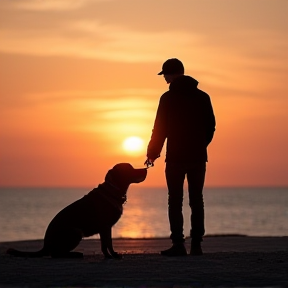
{"left": 0, "top": 236, "right": 287, "bottom": 287}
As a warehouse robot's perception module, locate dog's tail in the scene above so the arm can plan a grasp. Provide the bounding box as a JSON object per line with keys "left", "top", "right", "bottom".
{"left": 6, "top": 247, "right": 48, "bottom": 258}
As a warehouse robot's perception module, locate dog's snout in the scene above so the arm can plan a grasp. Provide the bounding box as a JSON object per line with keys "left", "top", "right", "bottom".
{"left": 109, "top": 163, "right": 147, "bottom": 185}
{"left": 132, "top": 168, "right": 147, "bottom": 183}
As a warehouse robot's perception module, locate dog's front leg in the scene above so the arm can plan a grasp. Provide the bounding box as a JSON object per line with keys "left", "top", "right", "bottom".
{"left": 99, "top": 228, "right": 122, "bottom": 259}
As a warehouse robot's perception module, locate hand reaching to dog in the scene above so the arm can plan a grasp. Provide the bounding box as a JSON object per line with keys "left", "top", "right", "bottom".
{"left": 144, "top": 158, "right": 154, "bottom": 168}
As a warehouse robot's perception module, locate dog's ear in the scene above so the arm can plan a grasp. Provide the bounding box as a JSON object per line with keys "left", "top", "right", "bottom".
{"left": 105, "top": 168, "right": 124, "bottom": 187}
{"left": 104, "top": 169, "right": 114, "bottom": 183}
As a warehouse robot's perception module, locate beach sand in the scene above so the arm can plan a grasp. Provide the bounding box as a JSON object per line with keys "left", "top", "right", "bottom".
{"left": 0, "top": 236, "right": 287, "bottom": 287}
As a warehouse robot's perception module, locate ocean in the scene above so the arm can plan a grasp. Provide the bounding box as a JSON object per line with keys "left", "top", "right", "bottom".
{"left": 0, "top": 187, "right": 287, "bottom": 242}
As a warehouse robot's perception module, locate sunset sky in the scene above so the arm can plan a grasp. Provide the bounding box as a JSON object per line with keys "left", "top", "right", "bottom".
{"left": 0, "top": 0, "right": 287, "bottom": 188}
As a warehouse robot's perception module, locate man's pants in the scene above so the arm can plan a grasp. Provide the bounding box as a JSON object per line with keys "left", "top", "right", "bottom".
{"left": 165, "top": 162, "right": 206, "bottom": 244}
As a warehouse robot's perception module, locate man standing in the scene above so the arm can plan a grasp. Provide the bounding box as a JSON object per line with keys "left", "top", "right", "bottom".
{"left": 145, "top": 58, "right": 216, "bottom": 256}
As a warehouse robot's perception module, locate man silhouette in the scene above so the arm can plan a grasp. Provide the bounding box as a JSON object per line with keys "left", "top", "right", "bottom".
{"left": 145, "top": 58, "right": 216, "bottom": 256}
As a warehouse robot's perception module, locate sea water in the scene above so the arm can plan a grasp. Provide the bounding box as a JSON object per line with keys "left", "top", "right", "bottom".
{"left": 0, "top": 187, "right": 287, "bottom": 242}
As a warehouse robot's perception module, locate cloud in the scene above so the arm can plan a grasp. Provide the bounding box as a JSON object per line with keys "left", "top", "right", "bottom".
{"left": 17, "top": 88, "right": 159, "bottom": 135}
{"left": 1, "top": 0, "right": 287, "bottom": 97}
{"left": 1, "top": 0, "right": 286, "bottom": 83}
{"left": 0, "top": 19, "right": 198, "bottom": 63}
{"left": 6, "top": 0, "right": 110, "bottom": 11}
{"left": 24, "top": 88, "right": 161, "bottom": 104}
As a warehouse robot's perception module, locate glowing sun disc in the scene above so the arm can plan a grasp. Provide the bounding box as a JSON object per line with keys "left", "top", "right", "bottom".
{"left": 123, "top": 136, "right": 144, "bottom": 152}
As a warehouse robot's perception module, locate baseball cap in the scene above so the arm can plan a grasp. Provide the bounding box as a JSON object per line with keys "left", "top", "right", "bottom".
{"left": 158, "top": 58, "right": 184, "bottom": 75}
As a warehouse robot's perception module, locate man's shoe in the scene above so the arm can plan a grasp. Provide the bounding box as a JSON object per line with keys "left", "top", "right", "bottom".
{"left": 190, "top": 243, "right": 203, "bottom": 256}
{"left": 160, "top": 243, "right": 187, "bottom": 257}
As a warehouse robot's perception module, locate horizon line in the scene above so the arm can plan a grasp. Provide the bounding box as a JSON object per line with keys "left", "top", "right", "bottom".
{"left": 0, "top": 185, "right": 287, "bottom": 189}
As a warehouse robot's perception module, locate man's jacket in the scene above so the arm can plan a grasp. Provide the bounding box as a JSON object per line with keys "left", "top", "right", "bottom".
{"left": 147, "top": 75, "right": 216, "bottom": 163}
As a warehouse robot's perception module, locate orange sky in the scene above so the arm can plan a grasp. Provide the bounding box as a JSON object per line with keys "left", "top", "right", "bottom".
{"left": 0, "top": 0, "right": 287, "bottom": 188}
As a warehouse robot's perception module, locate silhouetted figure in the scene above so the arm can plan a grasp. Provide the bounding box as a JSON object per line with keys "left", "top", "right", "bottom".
{"left": 7, "top": 163, "right": 147, "bottom": 259}
{"left": 145, "top": 58, "right": 216, "bottom": 256}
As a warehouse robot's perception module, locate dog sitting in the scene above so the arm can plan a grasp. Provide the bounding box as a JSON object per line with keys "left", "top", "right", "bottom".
{"left": 7, "top": 163, "right": 147, "bottom": 259}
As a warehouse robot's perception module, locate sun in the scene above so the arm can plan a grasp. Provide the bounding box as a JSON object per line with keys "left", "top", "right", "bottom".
{"left": 122, "top": 136, "right": 144, "bottom": 154}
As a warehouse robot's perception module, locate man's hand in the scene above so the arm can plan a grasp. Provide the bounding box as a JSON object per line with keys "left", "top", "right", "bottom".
{"left": 144, "top": 158, "right": 154, "bottom": 168}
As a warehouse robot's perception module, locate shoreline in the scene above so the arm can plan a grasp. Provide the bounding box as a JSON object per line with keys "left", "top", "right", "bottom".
{"left": 1, "top": 236, "right": 287, "bottom": 287}
{"left": 1, "top": 232, "right": 285, "bottom": 243}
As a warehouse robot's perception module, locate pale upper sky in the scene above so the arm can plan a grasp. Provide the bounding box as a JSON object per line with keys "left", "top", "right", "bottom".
{"left": 0, "top": 0, "right": 287, "bottom": 187}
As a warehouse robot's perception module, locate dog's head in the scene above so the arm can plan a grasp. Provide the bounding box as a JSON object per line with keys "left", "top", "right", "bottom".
{"left": 105, "top": 163, "right": 147, "bottom": 191}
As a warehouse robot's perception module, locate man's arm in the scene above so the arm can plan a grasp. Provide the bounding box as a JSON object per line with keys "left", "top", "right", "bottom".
{"left": 146, "top": 96, "right": 168, "bottom": 162}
